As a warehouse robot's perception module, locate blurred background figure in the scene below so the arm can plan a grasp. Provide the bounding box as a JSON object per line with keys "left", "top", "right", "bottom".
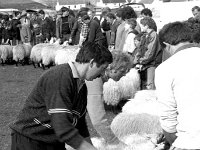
{"left": 192, "top": 6, "right": 200, "bottom": 20}
{"left": 38, "top": 9, "right": 53, "bottom": 43}
{"left": 56, "top": 7, "right": 75, "bottom": 44}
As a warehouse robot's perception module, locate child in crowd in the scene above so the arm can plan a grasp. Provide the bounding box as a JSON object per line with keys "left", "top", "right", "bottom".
{"left": 123, "top": 18, "right": 139, "bottom": 54}
{"left": 137, "top": 16, "right": 162, "bottom": 90}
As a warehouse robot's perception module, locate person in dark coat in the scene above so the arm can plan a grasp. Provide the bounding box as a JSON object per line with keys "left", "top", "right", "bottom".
{"left": 10, "top": 41, "right": 113, "bottom": 150}
{"left": 38, "top": 9, "right": 53, "bottom": 43}
{"left": 56, "top": 7, "right": 75, "bottom": 43}
{"left": 11, "top": 11, "right": 21, "bottom": 45}
{"left": 82, "top": 15, "right": 107, "bottom": 48}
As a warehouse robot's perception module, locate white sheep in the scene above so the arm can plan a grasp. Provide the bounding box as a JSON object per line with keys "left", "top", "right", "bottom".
{"left": 30, "top": 43, "right": 50, "bottom": 68}
{"left": 110, "top": 90, "right": 168, "bottom": 150}
{"left": 103, "top": 68, "right": 141, "bottom": 106}
{"left": 0, "top": 44, "right": 13, "bottom": 65}
{"left": 55, "top": 45, "right": 79, "bottom": 65}
{"left": 40, "top": 44, "right": 60, "bottom": 68}
{"left": 12, "top": 43, "right": 32, "bottom": 66}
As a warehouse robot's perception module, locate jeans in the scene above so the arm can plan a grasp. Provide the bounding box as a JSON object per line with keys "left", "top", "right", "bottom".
{"left": 146, "top": 66, "right": 156, "bottom": 89}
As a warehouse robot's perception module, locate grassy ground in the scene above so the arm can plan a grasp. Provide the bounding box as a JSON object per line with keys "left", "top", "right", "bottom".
{"left": 0, "top": 65, "right": 116, "bottom": 150}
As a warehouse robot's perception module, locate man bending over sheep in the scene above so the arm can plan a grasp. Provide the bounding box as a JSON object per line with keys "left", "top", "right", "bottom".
{"left": 86, "top": 51, "right": 132, "bottom": 147}
{"left": 10, "top": 41, "right": 113, "bottom": 150}
{"left": 156, "top": 21, "right": 200, "bottom": 149}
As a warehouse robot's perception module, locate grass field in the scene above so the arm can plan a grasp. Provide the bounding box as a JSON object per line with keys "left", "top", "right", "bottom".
{"left": 0, "top": 65, "right": 115, "bottom": 150}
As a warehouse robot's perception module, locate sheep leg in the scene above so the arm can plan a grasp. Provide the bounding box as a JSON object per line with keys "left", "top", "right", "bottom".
{"left": 32, "top": 61, "right": 36, "bottom": 68}
{"left": 41, "top": 64, "right": 45, "bottom": 70}
{"left": 15, "top": 60, "right": 18, "bottom": 67}
{"left": 1, "top": 59, "right": 4, "bottom": 66}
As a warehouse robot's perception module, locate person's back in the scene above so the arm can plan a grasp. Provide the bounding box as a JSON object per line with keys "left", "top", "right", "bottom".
{"left": 156, "top": 46, "right": 200, "bottom": 149}
{"left": 156, "top": 21, "right": 200, "bottom": 150}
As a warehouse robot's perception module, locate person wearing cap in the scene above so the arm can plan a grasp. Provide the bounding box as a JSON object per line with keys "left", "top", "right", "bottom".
{"left": 19, "top": 10, "right": 32, "bottom": 44}
{"left": 30, "top": 11, "right": 42, "bottom": 45}
{"left": 38, "top": 9, "right": 53, "bottom": 43}
{"left": 56, "top": 7, "right": 75, "bottom": 43}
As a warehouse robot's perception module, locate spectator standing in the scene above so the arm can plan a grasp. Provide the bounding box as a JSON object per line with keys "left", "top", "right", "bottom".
{"left": 19, "top": 11, "right": 32, "bottom": 44}
{"left": 115, "top": 6, "right": 140, "bottom": 51}
{"left": 56, "top": 7, "right": 75, "bottom": 43}
{"left": 138, "top": 17, "right": 161, "bottom": 90}
{"left": 11, "top": 11, "right": 21, "bottom": 45}
{"left": 192, "top": 6, "right": 200, "bottom": 20}
{"left": 38, "top": 10, "right": 53, "bottom": 43}
{"left": 1, "top": 15, "right": 11, "bottom": 44}
{"left": 123, "top": 18, "right": 139, "bottom": 54}
{"left": 106, "top": 12, "right": 120, "bottom": 48}
{"left": 156, "top": 21, "right": 200, "bottom": 150}
{"left": 100, "top": 7, "right": 111, "bottom": 45}
{"left": 30, "top": 12, "right": 42, "bottom": 45}
{"left": 82, "top": 15, "right": 107, "bottom": 47}
{"left": 51, "top": 13, "right": 57, "bottom": 39}
{"left": 10, "top": 41, "right": 113, "bottom": 150}
{"left": 69, "top": 11, "right": 87, "bottom": 45}
{"left": 140, "top": 8, "right": 153, "bottom": 18}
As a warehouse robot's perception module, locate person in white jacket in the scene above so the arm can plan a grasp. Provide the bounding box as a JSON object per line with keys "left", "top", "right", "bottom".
{"left": 155, "top": 21, "right": 200, "bottom": 150}
{"left": 123, "top": 18, "right": 139, "bottom": 54}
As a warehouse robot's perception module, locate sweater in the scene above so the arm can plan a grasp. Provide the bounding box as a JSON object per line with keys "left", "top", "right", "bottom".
{"left": 10, "top": 62, "right": 89, "bottom": 149}
{"left": 155, "top": 47, "right": 200, "bottom": 149}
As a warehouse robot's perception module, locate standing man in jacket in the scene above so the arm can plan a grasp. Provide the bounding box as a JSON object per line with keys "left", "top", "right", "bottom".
{"left": 56, "top": 7, "right": 75, "bottom": 43}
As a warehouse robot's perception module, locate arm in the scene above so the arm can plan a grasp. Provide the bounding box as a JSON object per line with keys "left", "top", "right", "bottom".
{"left": 70, "top": 20, "right": 78, "bottom": 42}
{"left": 43, "top": 73, "right": 96, "bottom": 150}
{"left": 27, "top": 25, "right": 32, "bottom": 42}
{"left": 155, "top": 66, "right": 178, "bottom": 144}
{"left": 86, "top": 78, "right": 120, "bottom": 144}
{"left": 87, "top": 21, "right": 97, "bottom": 42}
{"left": 139, "top": 32, "right": 160, "bottom": 65}
{"left": 56, "top": 18, "right": 60, "bottom": 39}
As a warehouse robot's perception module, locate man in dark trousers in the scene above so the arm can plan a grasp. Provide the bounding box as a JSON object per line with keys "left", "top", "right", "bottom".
{"left": 10, "top": 41, "right": 113, "bottom": 150}
{"left": 56, "top": 7, "right": 75, "bottom": 43}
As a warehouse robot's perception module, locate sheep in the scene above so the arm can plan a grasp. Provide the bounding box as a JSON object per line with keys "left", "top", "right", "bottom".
{"left": 103, "top": 68, "right": 140, "bottom": 106}
{"left": 12, "top": 43, "right": 32, "bottom": 66}
{"left": 40, "top": 44, "right": 60, "bottom": 69}
{"left": 30, "top": 43, "right": 46, "bottom": 68}
{"left": 30, "top": 39, "right": 61, "bottom": 69}
{"left": 0, "top": 44, "right": 13, "bottom": 65}
{"left": 109, "top": 90, "right": 169, "bottom": 150}
{"left": 55, "top": 45, "right": 79, "bottom": 65}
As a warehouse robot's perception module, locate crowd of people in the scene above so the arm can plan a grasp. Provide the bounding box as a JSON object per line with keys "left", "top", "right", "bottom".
{"left": 5, "top": 4, "right": 200, "bottom": 150}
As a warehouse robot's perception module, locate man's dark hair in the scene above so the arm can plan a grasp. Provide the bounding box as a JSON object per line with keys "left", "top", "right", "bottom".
{"left": 76, "top": 42, "right": 113, "bottom": 67}
{"left": 121, "top": 6, "right": 137, "bottom": 20}
{"left": 141, "top": 8, "right": 152, "bottom": 17}
{"left": 115, "top": 8, "right": 123, "bottom": 18}
{"left": 192, "top": 6, "right": 200, "bottom": 12}
{"left": 159, "top": 21, "right": 192, "bottom": 46}
{"left": 106, "top": 12, "right": 116, "bottom": 20}
{"left": 38, "top": 9, "right": 45, "bottom": 15}
{"left": 61, "top": 7, "right": 70, "bottom": 12}
{"left": 184, "top": 18, "right": 200, "bottom": 43}
{"left": 77, "top": 11, "right": 88, "bottom": 18}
